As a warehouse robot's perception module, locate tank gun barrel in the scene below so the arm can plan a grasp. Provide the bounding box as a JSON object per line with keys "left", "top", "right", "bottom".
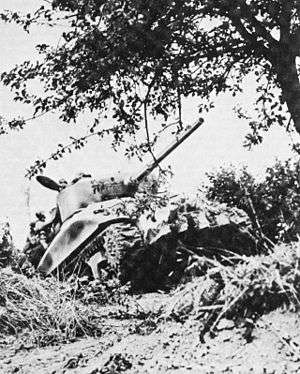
{"left": 35, "top": 120, "right": 203, "bottom": 202}
{"left": 134, "top": 119, "right": 203, "bottom": 183}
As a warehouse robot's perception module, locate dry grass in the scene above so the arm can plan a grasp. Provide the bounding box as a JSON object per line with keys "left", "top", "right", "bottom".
{"left": 160, "top": 243, "right": 300, "bottom": 339}
{"left": 0, "top": 269, "right": 102, "bottom": 346}
{"left": 1, "top": 242, "right": 300, "bottom": 347}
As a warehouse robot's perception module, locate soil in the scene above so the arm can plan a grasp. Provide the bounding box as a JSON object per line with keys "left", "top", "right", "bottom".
{"left": 0, "top": 293, "right": 299, "bottom": 374}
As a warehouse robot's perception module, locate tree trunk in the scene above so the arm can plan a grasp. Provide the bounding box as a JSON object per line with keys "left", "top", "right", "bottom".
{"left": 279, "top": 58, "right": 300, "bottom": 134}
{"left": 275, "top": 50, "right": 300, "bottom": 134}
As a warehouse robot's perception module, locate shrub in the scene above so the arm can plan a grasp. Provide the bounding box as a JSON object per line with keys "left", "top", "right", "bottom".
{"left": 0, "top": 222, "right": 14, "bottom": 268}
{"left": 205, "top": 159, "right": 300, "bottom": 243}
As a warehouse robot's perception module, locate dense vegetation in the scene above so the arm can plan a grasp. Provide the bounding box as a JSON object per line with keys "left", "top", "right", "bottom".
{"left": 205, "top": 159, "right": 300, "bottom": 243}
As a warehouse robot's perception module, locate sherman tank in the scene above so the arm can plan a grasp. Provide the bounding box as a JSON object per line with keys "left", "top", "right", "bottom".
{"left": 24, "top": 122, "right": 261, "bottom": 290}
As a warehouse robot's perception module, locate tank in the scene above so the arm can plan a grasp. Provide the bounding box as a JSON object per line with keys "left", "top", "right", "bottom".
{"left": 24, "top": 123, "right": 262, "bottom": 289}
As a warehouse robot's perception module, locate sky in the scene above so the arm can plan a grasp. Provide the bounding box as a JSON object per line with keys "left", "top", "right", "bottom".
{"left": 0, "top": 0, "right": 297, "bottom": 247}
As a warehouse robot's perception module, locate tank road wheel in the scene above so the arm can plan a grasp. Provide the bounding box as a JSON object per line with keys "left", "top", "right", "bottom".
{"left": 56, "top": 222, "right": 144, "bottom": 283}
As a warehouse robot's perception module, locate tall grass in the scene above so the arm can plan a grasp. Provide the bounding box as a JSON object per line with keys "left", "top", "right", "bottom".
{"left": 0, "top": 269, "right": 102, "bottom": 346}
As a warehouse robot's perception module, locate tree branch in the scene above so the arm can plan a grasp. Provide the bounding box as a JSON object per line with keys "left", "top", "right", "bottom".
{"left": 177, "top": 86, "right": 183, "bottom": 131}
{"left": 144, "top": 101, "right": 161, "bottom": 171}
{"left": 279, "top": 0, "right": 293, "bottom": 44}
{"left": 25, "top": 126, "right": 114, "bottom": 178}
{"left": 290, "top": 26, "right": 300, "bottom": 56}
{"left": 235, "top": 0, "right": 279, "bottom": 48}
{"left": 229, "top": 15, "right": 273, "bottom": 61}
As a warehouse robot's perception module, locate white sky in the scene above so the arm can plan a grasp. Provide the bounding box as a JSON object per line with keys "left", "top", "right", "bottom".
{"left": 0, "top": 0, "right": 297, "bottom": 247}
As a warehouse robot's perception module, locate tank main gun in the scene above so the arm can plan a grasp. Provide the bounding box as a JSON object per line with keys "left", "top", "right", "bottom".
{"left": 94, "top": 120, "right": 203, "bottom": 200}
{"left": 35, "top": 120, "right": 203, "bottom": 202}
{"left": 133, "top": 120, "right": 203, "bottom": 184}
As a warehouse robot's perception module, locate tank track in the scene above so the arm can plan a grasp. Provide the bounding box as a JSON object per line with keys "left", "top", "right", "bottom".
{"left": 58, "top": 233, "right": 105, "bottom": 279}
{"left": 57, "top": 222, "right": 143, "bottom": 280}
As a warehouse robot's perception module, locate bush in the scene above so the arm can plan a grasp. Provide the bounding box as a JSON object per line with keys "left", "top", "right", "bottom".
{"left": 205, "top": 159, "right": 300, "bottom": 243}
{"left": 0, "top": 222, "right": 14, "bottom": 268}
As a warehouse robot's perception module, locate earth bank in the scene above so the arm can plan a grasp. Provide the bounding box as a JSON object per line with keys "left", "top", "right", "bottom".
{"left": 0, "top": 301, "right": 299, "bottom": 374}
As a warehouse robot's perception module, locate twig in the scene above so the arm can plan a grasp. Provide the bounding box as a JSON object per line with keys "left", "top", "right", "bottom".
{"left": 208, "top": 288, "right": 248, "bottom": 337}
{"left": 177, "top": 87, "right": 183, "bottom": 131}
{"left": 143, "top": 102, "right": 163, "bottom": 173}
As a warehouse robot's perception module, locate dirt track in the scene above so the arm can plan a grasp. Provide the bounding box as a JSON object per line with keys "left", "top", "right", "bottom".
{"left": 0, "top": 296, "right": 299, "bottom": 374}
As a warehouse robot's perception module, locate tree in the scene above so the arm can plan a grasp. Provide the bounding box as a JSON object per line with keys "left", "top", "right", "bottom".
{"left": 1, "top": 1, "right": 300, "bottom": 176}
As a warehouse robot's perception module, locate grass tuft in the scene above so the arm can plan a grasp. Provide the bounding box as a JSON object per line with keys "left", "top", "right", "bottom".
{"left": 0, "top": 269, "right": 102, "bottom": 346}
